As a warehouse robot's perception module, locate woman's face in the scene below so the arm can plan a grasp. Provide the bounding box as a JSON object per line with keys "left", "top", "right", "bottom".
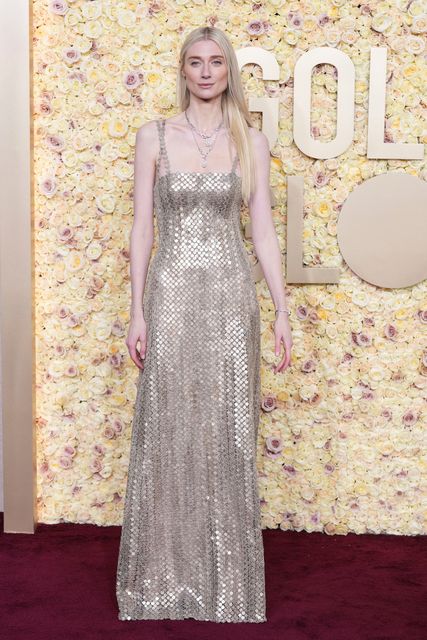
{"left": 182, "top": 39, "right": 228, "bottom": 101}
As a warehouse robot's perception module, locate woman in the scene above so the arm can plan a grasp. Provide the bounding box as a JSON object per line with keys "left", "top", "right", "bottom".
{"left": 116, "top": 25, "right": 292, "bottom": 623}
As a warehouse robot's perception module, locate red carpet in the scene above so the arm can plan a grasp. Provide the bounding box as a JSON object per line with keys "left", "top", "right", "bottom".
{"left": 1, "top": 512, "right": 426, "bottom": 639}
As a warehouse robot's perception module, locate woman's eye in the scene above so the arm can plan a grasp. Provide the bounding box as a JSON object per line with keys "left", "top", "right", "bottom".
{"left": 190, "top": 60, "right": 222, "bottom": 66}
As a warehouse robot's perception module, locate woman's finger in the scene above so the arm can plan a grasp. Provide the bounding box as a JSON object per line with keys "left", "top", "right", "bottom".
{"left": 128, "top": 338, "right": 146, "bottom": 370}
{"left": 275, "top": 337, "right": 291, "bottom": 372}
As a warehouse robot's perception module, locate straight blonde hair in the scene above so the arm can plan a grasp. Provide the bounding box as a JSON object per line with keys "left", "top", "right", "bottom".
{"left": 176, "top": 26, "right": 256, "bottom": 206}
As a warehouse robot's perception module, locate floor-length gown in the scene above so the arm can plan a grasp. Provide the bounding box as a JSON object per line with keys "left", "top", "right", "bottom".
{"left": 116, "top": 118, "right": 266, "bottom": 623}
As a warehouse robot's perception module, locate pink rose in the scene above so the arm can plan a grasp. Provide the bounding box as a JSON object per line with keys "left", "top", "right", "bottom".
{"left": 352, "top": 331, "right": 372, "bottom": 347}
{"left": 247, "top": 20, "right": 264, "bottom": 36}
{"left": 63, "top": 47, "right": 81, "bottom": 63}
{"left": 111, "top": 319, "right": 126, "bottom": 337}
{"left": 93, "top": 444, "right": 106, "bottom": 456}
{"left": 109, "top": 353, "right": 124, "bottom": 369}
{"left": 40, "top": 177, "right": 57, "bottom": 197}
{"left": 90, "top": 458, "right": 103, "bottom": 473}
{"left": 301, "top": 359, "right": 316, "bottom": 373}
{"left": 289, "top": 13, "right": 303, "bottom": 29}
{"left": 402, "top": 409, "right": 418, "bottom": 427}
{"left": 46, "top": 134, "right": 65, "bottom": 151}
{"left": 313, "top": 171, "right": 330, "bottom": 188}
{"left": 318, "top": 13, "right": 330, "bottom": 27}
{"left": 63, "top": 445, "right": 76, "bottom": 457}
{"left": 67, "top": 314, "right": 80, "bottom": 328}
{"left": 111, "top": 417, "right": 124, "bottom": 434}
{"left": 39, "top": 101, "right": 52, "bottom": 115}
{"left": 59, "top": 456, "right": 73, "bottom": 469}
{"left": 282, "top": 464, "right": 296, "bottom": 476}
{"left": 58, "top": 225, "right": 74, "bottom": 243}
{"left": 261, "top": 395, "right": 277, "bottom": 412}
{"left": 104, "top": 426, "right": 116, "bottom": 439}
{"left": 362, "top": 389, "right": 374, "bottom": 400}
{"left": 265, "top": 435, "right": 283, "bottom": 457}
{"left": 295, "top": 305, "right": 309, "bottom": 320}
{"left": 49, "top": 0, "right": 68, "bottom": 16}
{"left": 123, "top": 70, "right": 142, "bottom": 90}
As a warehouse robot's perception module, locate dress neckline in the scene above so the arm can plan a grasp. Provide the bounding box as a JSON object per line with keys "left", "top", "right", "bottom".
{"left": 155, "top": 170, "right": 241, "bottom": 193}
{"left": 158, "top": 169, "right": 241, "bottom": 180}
{"left": 157, "top": 118, "right": 240, "bottom": 180}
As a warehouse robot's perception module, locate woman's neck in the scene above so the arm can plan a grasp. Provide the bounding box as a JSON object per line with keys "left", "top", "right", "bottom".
{"left": 184, "top": 102, "right": 223, "bottom": 132}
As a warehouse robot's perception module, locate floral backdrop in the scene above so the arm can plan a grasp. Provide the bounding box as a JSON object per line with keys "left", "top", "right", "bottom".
{"left": 33, "top": 0, "right": 427, "bottom": 534}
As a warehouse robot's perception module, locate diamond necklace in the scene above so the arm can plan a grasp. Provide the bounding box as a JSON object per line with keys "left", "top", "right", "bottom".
{"left": 184, "top": 109, "right": 223, "bottom": 169}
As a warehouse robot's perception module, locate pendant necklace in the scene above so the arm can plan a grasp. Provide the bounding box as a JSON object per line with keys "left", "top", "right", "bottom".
{"left": 184, "top": 109, "right": 223, "bottom": 169}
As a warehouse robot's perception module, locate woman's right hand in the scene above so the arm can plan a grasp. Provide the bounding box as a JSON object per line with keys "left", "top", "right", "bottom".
{"left": 126, "top": 313, "right": 147, "bottom": 370}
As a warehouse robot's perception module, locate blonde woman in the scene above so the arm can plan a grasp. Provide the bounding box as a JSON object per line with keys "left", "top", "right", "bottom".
{"left": 116, "top": 25, "right": 292, "bottom": 623}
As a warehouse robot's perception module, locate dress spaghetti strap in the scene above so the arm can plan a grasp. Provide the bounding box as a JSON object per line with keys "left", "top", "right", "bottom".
{"left": 231, "top": 147, "right": 239, "bottom": 174}
{"left": 155, "top": 118, "right": 170, "bottom": 177}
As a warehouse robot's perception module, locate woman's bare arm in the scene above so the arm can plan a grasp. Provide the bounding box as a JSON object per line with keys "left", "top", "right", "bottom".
{"left": 248, "top": 128, "right": 287, "bottom": 312}
{"left": 248, "top": 128, "right": 292, "bottom": 372}
{"left": 129, "top": 121, "right": 157, "bottom": 320}
{"left": 126, "top": 121, "right": 158, "bottom": 368}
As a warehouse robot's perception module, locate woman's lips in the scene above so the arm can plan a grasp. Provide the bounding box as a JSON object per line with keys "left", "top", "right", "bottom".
{"left": 198, "top": 83, "right": 213, "bottom": 87}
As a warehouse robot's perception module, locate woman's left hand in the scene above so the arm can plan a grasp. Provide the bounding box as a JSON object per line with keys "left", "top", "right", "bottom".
{"left": 273, "top": 314, "right": 292, "bottom": 373}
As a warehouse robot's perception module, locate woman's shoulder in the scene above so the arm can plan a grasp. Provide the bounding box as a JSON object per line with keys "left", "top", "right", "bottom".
{"left": 247, "top": 125, "right": 269, "bottom": 148}
{"left": 136, "top": 115, "right": 181, "bottom": 139}
{"left": 136, "top": 118, "right": 161, "bottom": 140}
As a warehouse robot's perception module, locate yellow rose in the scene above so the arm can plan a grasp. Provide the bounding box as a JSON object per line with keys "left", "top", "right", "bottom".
{"left": 405, "top": 35, "right": 425, "bottom": 55}
{"left": 411, "top": 16, "right": 427, "bottom": 34}
{"left": 117, "top": 9, "right": 136, "bottom": 28}
{"left": 284, "top": 29, "right": 299, "bottom": 46}
{"left": 372, "top": 13, "right": 393, "bottom": 33}
{"left": 95, "top": 194, "right": 116, "bottom": 214}
{"left": 64, "top": 9, "right": 81, "bottom": 28}
{"left": 65, "top": 251, "right": 86, "bottom": 272}
{"left": 81, "top": 1, "right": 102, "bottom": 20}
{"left": 83, "top": 20, "right": 103, "bottom": 39}
{"left": 86, "top": 241, "right": 103, "bottom": 260}
{"left": 409, "top": 0, "right": 426, "bottom": 17}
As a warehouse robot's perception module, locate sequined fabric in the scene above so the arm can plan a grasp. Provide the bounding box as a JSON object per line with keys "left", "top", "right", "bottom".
{"left": 116, "top": 118, "right": 266, "bottom": 623}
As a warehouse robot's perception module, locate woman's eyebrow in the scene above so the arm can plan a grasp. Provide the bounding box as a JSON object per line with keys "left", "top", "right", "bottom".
{"left": 187, "top": 55, "right": 225, "bottom": 60}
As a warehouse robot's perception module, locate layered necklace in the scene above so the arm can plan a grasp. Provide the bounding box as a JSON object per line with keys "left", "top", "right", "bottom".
{"left": 184, "top": 109, "right": 223, "bottom": 169}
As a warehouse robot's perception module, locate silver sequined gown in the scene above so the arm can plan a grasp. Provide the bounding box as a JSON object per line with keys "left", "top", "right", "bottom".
{"left": 116, "top": 118, "right": 266, "bottom": 623}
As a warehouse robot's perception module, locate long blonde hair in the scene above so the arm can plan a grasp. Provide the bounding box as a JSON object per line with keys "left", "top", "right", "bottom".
{"left": 176, "top": 26, "right": 256, "bottom": 205}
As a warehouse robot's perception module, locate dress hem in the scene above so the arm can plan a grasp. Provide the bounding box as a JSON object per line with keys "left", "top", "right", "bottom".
{"left": 118, "top": 611, "right": 267, "bottom": 624}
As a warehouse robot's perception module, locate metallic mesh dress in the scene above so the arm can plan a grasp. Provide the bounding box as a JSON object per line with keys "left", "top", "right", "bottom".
{"left": 116, "top": 118, "right": 266, "bottom": 623}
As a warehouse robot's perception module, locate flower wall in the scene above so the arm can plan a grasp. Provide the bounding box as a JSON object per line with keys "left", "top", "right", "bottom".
{"left": 34, "top": 0, "right": 427, "bottom": 534}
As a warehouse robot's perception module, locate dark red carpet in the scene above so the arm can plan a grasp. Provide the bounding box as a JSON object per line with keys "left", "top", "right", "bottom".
{"left": 1, "top": 512, "right": 426, "bottom": 640}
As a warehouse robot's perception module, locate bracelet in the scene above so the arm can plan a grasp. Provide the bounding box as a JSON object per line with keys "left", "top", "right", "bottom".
{"left": 275, "top": 308, "right": 291, "bottom": 316}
